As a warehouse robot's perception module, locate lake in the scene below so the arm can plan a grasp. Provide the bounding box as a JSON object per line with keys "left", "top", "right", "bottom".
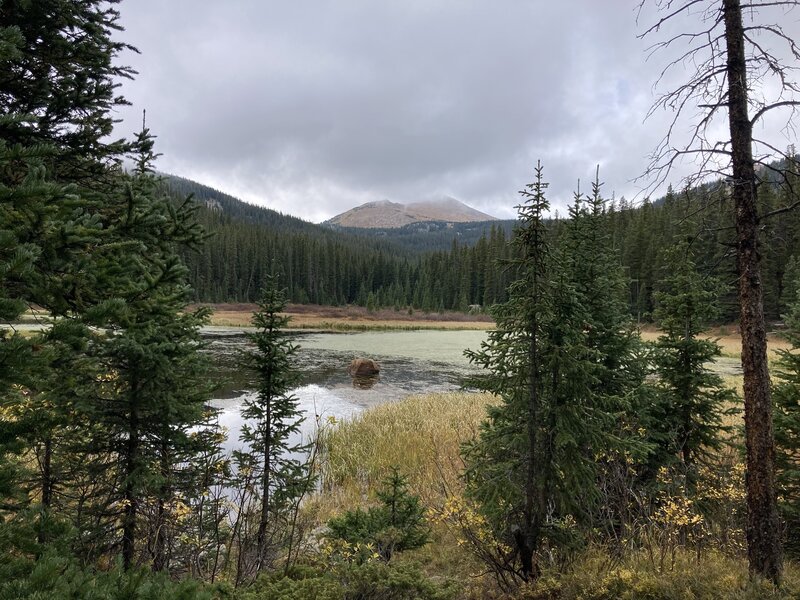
{"left": 204, "top": 329, "right": 489, "bottom": 453}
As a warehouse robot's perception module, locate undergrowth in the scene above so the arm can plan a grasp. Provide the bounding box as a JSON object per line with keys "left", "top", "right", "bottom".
{"left": 308, "top": 391, "right": 800, "bottom": 600}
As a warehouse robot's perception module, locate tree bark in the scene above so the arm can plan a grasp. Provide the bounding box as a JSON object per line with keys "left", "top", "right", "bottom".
{"left": 152, "top": 440, "right": 170, "bottom": 572}
{"left": 523, "top": 246, "right": 541, "bottom": 581}
{"left": 37, "top": 436, "right": 53, "bottom": 546}
{"left": 255, "top": 321, "right": 275, "bottom": 571}
{"left": 122, "top": 382, "right": 140, "bottom": 571}
{"left": 723, "top": 0, "right": 783, "bottom": 583}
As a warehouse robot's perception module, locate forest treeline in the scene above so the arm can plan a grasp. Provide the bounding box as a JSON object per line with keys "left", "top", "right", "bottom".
{"left": 176, "top": 164, "right": 800, "bottom": 322}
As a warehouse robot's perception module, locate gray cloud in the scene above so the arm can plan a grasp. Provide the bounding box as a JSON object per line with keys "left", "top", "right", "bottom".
{"left": 114, "top": 1, "right": 800, "bottom": 222}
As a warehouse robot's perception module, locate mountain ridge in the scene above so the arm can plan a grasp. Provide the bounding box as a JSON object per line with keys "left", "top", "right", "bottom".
{"left": 326, "top": 196, "right": 497, "bottom": 228}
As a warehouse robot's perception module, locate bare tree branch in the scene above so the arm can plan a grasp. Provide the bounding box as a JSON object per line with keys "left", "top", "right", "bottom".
{"left": 750, "top": 100, "right": 800, "bottom": 124}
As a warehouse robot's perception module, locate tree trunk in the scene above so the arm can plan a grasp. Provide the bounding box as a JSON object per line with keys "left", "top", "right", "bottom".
{"left": 256, "top": 330, "right": 274, "bottom": 571}
{"left": 37, "top": 436, "right": 53, "bottom": 546}
{"left": 152, "top": 440, "right": 170, "bottom": 572}
{"left": 122, "top": 392, "right": 140, "bottom": 571}
{"left": 523, "top": 271, "right": 540, "bottom": 581}
{"left": 723, "top": 0, "right": 783, "bottom": 583}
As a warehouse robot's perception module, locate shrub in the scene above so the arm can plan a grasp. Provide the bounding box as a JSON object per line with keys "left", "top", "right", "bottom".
{"left": 242, "top": 561, "right": 456, "bottom": 600}
{"left": 326, "top": 468, "right": 430, "bottom": 561}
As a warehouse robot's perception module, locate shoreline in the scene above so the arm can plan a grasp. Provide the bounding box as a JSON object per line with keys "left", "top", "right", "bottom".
{"left": 198, "top": 302, "right": 495, "bottom": 331}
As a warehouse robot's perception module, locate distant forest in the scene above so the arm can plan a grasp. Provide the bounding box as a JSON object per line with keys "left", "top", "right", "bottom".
{"left": 169, "top": 167, "right": 800, "bottom": 322}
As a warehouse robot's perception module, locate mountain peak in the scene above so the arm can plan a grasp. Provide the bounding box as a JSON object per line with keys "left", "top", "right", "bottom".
{"left": 326, "top": 197, "right": 497, "bottom": 229}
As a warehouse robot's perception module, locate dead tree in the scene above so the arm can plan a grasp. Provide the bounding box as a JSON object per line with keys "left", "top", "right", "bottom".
{"left": 638, "top": 0, "right": 800, "bottom": 584}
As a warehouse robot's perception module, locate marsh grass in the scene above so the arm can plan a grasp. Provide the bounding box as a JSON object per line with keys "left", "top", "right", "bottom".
{"left": 304, "top": 391, "right": 496, "bottom": 584}
{"left": 639, "top": 327, "right": 792, "bottom": 358}
{"left": 312, "top": 392, "right": 496, "bottom": 520}
{"left": 202, "top": 303, "right": 494, "bottom": 331}
{"left": 306, "top": 389, "right": 800, "bottom": 598}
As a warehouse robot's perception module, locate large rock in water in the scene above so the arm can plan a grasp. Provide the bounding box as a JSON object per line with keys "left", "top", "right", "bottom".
{"left": 348, "top": 358, "right": 380, "bottom": 377}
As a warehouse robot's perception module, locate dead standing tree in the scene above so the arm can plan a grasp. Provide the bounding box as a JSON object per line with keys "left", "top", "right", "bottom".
{"left": 638, "top": 0, "right": 800, "bottom": 584}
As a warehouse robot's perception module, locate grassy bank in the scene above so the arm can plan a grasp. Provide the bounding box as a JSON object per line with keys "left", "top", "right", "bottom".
{"left": 304, "top": 391, "right": 800, "bottom": 599}
{"left": 638, "top": 325, "right": 792, "bottom": 359}
{"left": 198, "top": 303, "right": 494, "bottom": 331}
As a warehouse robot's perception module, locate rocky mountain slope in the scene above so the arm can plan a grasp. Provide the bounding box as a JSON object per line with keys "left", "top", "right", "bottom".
{"left": 326, "top": 196, "right": 497, "bottom": 228}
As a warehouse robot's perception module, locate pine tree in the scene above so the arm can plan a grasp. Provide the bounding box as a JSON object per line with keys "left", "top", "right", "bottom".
{"left": 326, "top": 468, "right": 429, "bottom": 562}
{"left": 0, "top": 0, "right": 133, "bottom": 536}
{"left": 773, "top": 273, "right": 800, "bottom": 558}
{"left": 464, "top": 163, "right": 615, "bottom": 582}
{"left": 555, "top": 172, "right": 648, "bottom": 547}
{"left": 236, "top": 274, "right": 311, "bottom": 575}
{"left": 0, "top": 0, "right": 134, "bottom": 178}
{"left": 647, "top": 243, "right": 738, "bottom": 479}
{"left": 559, "top": 171, "right": 642, "bottom": 400}
{"left": 83, "top": 128, "right": 211, "bottom": 570}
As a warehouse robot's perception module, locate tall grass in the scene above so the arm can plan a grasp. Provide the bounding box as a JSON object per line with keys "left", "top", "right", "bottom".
{"left": 307, "top": 390, "right": 800, "bottom": 599}
{"left": 311, "top": 392, "right": 495, "bottom": 519}
{"left": 486, "top": 549, "right": 800, "bottom": 600}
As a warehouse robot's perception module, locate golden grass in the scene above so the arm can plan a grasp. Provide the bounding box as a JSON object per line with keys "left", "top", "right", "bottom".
{"left": 200, "top": 303, "right": 495, "bottom": 331}
{"left": 507, "top": 548, "right": 800, "bottom": 600}
{"left": 204, "top": 310, "right": 254, "bottom": 327}
{"left": 309, "top": 391, "right": 496, "bottom": 521}
{"left": 283, "top": 316, "right": 492, "bottom": 331}
{"left": 303, "top": 391, "right": 497, "bottom": 583}
{"left": 639, "top": 327, "right": 792, "bottom": 359}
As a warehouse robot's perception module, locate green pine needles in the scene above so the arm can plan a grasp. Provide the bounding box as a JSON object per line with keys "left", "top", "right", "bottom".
{"left": 464, "top": 163, "right": 639, "bottom": 582}
{"left": 235, "top": 274, "right": 313, "bottom": 576}
{"left": 774, "top": 272, "right": 800, "bottom": 558}
{"left": 647, "top": 243, "right": 738, "bottom": 479}
{"left": 326, "top": 467, "right": 430, "bottom": 562}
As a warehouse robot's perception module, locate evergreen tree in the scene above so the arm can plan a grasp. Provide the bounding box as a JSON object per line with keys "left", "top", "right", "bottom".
{"left": 647, "top": 243, "right": 738, "bottom": 479}
{"left": 326, "top": 468, "right": 429, "bottom": 562}
{"left": 773, "top": 273, "right": 800, "bottom": 558}
{"left": 556, "top": 173, "right": 648, "bottom": 548}
{"left": 236, "top": 275, "right": 311, "bottom": 575}
{"left": 82, "top": 128, "right": 211, "bottom": 570}
{"left": 0, "top": 0, "right": 134, "bottom": 540}
{"left": 464, "top": 163, "right": 615, "bottom": 582}
{"left": 559, "top": 171, "right": 642, "bottom": 400}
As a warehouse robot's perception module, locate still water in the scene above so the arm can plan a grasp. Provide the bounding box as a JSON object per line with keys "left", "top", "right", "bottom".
{"left": 203, "top": 329, "right": 489, "bottom": 452}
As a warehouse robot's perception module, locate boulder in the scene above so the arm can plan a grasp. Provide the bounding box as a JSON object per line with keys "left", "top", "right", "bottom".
{"left": 348, "top": 358, "right": 380, "bottom": 377}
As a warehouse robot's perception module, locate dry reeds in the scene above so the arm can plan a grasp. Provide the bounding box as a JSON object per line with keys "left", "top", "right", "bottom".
{"left": 310, "top": 392, "right": 496, "bottom": 520}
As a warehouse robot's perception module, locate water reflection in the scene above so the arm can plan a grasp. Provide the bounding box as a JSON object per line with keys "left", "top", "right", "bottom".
{"left": 351, "top": 375, "right": 380, "bottom": 390}
{"left": 202, "top": 329, "right": 488, "bottom": 452}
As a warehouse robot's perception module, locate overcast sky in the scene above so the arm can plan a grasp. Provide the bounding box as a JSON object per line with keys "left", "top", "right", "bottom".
{"left": 113, "top": 1, "right": 800, "bottom": 223}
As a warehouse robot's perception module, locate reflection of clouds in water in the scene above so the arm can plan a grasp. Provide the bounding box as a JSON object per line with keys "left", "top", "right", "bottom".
{"left": 204, "top": 331, "right": 488, "bottom": 454}
{"left": 210, "top": 384, "right": 362, "bottom": 455}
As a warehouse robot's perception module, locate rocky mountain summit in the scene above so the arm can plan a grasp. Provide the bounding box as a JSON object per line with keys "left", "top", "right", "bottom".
{"left": 326, "top": 196, "right": 497, "bottom": 228}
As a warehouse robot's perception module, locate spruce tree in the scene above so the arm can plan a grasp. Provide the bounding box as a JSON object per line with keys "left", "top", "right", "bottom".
{"left": 773, "top": 274, "right": 800, "bottom": 558}
{"left": 0, "top": 0, "right": 132, "bottom": 533}
{"left": 559, "top": 171, "right": 643, "bottom": 400}
{"left": 464, "top": 163, "right": 615, "bottom": 582}
{"left": 236, "top": 274, "right": 311, "bottom": 575}
{"left": 326, "top": 468, "right": 429, "bottom": 562}
{"left": 0, "top": 0, "right": 134, "bottom": 178}
{"left": 83, "top": 128, "right": 211, "bottom": 570}
{"left": 646, "top": 243, "right": 738, "bottom": 480}
{"left": 555, "top": 173, "right": 648, "bottom": 548}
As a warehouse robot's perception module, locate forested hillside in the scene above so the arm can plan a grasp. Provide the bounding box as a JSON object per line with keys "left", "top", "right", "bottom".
{"left": 166, "top": 175, "right": 518, "bottom": 308}
{"left": 170, "top": 170, "right": 800, "bottom": 322}
{"left": 607, "top": 173, "right": 800, "bottom": 322}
